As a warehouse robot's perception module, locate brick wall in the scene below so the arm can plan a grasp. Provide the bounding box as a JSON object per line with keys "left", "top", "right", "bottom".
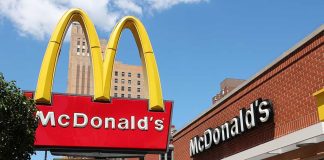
{"left": 173, "top": 30, "right": 323, "bottom": 160}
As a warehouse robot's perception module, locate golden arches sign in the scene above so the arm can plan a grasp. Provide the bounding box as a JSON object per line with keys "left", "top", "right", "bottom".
{"left": 34, "top": 8, "right": 164, "bottom": 111}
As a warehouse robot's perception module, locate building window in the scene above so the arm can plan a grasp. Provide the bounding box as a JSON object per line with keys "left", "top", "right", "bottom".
{"left": 114, "top": 78, "right": 118, "bottom": 83}
{"left": 122, "top": 72, "right": 125, "bottom": 77}
{"left": 137, "top": 88, "right": 140, "bottom": 92}
{"left": 82, "top": 49, "right": 85, "bottom": 53}
{"left": 128, "top": 80, "right": 131, "bottom": 85}
{"left": 128, "top": 94, "right": 131, "bottom": 98}
{"left": 115, "top": 71, "right": 118, "bottom": 76}
{"left": 77, "top": 41, "right": 80, "bottom": 45}
{"left": 82, "top": 41, "right": 85, "bottom": 46}
{"left": 114, "top": 93, "right": 118, "bottom": 97}
{"left": 128, "top": 87, "right": 131, "bottom": 92}
{"left": 137, "top": 81, "right": 140, "bottom": 85}
{"left": 114, "top": 86, "right": 118, "bottom": 91}
{"left": 137, "top": 73, "right": 141, "bottom": 78}
{"left": 128, "top": 72, "right": 131, "bottom": 77}
{"left": 121, "top": 94, "right": 124, "bottom": 98}
{"left": 121, "top": 86, "right": 125, "bottom": 91}
{"left": 121, "top": 79, "right": 125, "bottom": 84}
{"left": 77, "top": 48, "right": 80, "bottom": 52}
{"left": 137, "top": 95, "right": 140, "bottom": 99}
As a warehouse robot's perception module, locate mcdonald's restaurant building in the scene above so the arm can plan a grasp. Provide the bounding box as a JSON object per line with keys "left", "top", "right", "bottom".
{"left": 173, "top": 25, "right": 324, "bottom": 160}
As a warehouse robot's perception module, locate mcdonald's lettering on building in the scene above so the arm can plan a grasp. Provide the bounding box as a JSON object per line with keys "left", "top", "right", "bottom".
{"left": 173, "top": 25, "right": 324, "bottom": 160}
{"left": 24, "top": 8, "right": 173, "bottom": 153}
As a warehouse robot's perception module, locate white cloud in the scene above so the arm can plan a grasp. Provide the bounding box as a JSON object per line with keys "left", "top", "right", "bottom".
{"left": 113, "top": 0, "right": 142, "bottom": 15}
{"left": 0, "top": 0, "right": 206, "bottom": 40}
{"left": 0, "top": 0, "right": 66, "bottom": 39}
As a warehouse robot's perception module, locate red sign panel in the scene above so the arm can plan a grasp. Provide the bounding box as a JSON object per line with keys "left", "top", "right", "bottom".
{"left": 25, "top": 92, "right": 173, "bottom": 152}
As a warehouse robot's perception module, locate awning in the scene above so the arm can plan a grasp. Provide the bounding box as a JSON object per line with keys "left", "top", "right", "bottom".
{"left": 223, "top": 122, "right": 324, "bottom": 160}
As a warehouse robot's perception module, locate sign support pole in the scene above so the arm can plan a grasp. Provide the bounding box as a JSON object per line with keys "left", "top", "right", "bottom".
{"left": 44, "top": 150, "right": 47, "bottom": 160}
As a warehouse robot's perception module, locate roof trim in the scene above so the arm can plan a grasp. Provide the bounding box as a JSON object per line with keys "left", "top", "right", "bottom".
{"left": 174, "top": 24, "right": 324, "bottom": 137}
{"left": 222, "top": 122, "right": 324, "bottom": 160}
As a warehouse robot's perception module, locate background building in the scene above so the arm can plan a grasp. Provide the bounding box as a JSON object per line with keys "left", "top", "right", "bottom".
{"left": 212, "top": 78, "right": 245, "bottom": 104}
{"left": 66, "top": 23, "right": 147, "bottom": 99}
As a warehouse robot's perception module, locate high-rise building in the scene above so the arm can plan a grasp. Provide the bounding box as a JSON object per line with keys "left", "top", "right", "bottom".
{"left": 67, "top": 23, "right": 147, "bottom": 99}
{"left": 212, "top": 78, "right": 245, "bottom": 104}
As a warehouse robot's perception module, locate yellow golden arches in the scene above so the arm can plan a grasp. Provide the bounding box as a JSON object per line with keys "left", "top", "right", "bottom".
{"left": 103, "top": 16, "right": 164, "bottom": 111}
{"left": 34, "top": 8, "right": 164, "bottom": 111}
{"left": 34, "top": 8, "right": 104, "bottom": 104}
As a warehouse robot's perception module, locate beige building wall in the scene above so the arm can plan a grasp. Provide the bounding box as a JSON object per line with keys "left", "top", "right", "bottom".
{"left": 212, "top": 78, "right": 245, "bottom": 104}
{"left": 67, "top": 23, "right": 147, "bottom": 99}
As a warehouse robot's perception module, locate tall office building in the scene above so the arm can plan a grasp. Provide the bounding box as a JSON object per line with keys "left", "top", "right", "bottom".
{"left": 67, "top": 23, "right": 147, "bottom": 99}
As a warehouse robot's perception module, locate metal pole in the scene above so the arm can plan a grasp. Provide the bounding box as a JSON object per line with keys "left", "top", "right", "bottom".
{"left": 44, "top": 151, "right": 47, "bottom": 160}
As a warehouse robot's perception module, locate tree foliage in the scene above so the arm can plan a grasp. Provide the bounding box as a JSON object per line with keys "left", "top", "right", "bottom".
{"left": 0, "top": 73, "right": 38, "bottom": 160}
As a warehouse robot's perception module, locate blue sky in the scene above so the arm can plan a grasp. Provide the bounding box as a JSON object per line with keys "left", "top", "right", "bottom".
{"left": 0, "top": 0, "right": 323, "bottom": 159}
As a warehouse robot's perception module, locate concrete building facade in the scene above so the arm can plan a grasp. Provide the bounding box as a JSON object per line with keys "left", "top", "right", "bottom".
{"left": 66, "top": 23, "right": 147, "bottom": 99}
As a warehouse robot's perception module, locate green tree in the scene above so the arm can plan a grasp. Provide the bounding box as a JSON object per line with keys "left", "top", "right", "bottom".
{"left": 0, "top": 73, "right": 38, "bottom": 160}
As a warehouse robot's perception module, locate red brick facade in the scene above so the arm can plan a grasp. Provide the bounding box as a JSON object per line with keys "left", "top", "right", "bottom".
{"left": 173, "top": 29, "right": 323, "bottom": 160}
